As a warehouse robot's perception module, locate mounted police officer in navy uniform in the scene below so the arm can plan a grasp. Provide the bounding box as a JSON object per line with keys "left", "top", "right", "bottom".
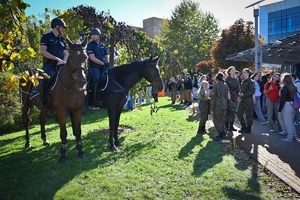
{"left": 39, "top": 18, "right": 69, "bottom": 109}
{"left": 86, "top": 28, "right": 109, "bottom": 106}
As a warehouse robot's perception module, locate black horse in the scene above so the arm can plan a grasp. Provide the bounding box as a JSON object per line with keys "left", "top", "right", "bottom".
{"left": 88, "top": 55, "right": 164, "bottom": 151}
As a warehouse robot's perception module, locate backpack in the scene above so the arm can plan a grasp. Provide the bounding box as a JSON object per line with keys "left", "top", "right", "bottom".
{"left": 293, "top": 92, "right": 300, "bottom": 110}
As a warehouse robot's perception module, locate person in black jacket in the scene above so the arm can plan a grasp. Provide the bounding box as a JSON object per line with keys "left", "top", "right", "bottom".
{"left": 184, "top": 73, "right": 193, "bottom": 105}
{"left": 278, "top": 73, "right": 297, "bottom": 142}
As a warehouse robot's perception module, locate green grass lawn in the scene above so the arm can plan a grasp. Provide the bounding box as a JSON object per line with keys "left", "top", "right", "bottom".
{"left": 0, "top": 97, "right": 283, "bottom": 199}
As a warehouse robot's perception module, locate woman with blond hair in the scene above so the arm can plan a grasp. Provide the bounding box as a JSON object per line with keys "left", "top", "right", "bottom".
{"left": 278, "top": 73, "right": 298, "bottom": 142}
{"left": 197, "top": 80, "right": 210, "bottom": 134}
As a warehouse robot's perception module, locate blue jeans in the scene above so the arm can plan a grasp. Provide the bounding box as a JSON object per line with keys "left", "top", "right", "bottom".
{"left": 254, "top": 96, "right": 266, "bottom": 122}
{"left": 294, "top": 109, "right": 300, "bottom": 123}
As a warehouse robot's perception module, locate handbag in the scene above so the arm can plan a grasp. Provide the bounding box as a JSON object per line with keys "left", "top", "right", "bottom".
{"left": 293, "top": 92, "right": 300, "bottom": 110}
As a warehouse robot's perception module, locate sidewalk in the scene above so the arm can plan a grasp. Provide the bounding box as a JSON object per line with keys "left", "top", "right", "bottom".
{"left": 191, "top": 101, "right": 300, "bottom": 193}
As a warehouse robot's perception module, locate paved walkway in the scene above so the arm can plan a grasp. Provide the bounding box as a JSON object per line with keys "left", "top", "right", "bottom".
{"left": 191, "top": 101, "right": 300, "bottom": 193}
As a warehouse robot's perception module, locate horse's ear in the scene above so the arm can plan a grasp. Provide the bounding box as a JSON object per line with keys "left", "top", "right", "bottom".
{"left": 65, "top": 37, "right": 73, "bottom": 47}
{"left": 81, "top": 38, "right": 88, "bottom": 47}
{"left": 154, "top": 56, "right": 160, "bottom": 63}
{"left": 149, "top": 54, "right": 153, "bottom": 62}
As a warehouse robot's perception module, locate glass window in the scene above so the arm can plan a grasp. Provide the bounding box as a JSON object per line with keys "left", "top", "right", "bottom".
{"left": 269, "top": 11, "right": 281, "bottom": 18}
{"left": 287, "top": 6, "right": 300, "bottom": 15}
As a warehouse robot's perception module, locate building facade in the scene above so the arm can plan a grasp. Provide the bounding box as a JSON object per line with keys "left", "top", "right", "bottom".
{"left": 142, "top": 17, "right": 163, "bottom": 38}
{"left": 260, "top": 0, "right": 300, "bottom": 43}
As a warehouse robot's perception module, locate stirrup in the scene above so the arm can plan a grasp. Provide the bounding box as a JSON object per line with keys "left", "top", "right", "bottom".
{"left": 39, "top": 102, "right": 47, "bottom": 110}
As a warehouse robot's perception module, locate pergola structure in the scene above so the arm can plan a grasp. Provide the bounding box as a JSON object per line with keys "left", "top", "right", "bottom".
{"left": 226, "top": 31, "right": 300, "bottom": 68}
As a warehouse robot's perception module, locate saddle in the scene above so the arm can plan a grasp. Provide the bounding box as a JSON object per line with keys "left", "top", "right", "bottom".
{"left": 30, "top": 70, "right": 58, "bottom": 100}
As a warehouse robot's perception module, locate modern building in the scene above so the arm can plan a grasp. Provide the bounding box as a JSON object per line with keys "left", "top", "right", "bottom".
{"left": 227, "top": 0, "right": 300, "bottom": 76}
{"left": 260, "top": 0, "right": 300, "bottom": 43}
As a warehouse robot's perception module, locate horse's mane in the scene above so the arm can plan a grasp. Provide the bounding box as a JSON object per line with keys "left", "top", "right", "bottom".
{"left": 110, "top": 59, "right": 147, "bottom": 75}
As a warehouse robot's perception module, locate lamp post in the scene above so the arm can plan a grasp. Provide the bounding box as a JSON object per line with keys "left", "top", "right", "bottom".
{"left": 246, "top": 0, "right": 265, "bottom": 73}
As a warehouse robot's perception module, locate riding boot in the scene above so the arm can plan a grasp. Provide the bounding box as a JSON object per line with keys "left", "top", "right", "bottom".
{"left": 93, "top": 83, "right": 101, "bottom": 106}
{"left": 39, "top": 86, "right": 47, "bottom": 110}
{"left": 230, "top": 122, "right": 237, "bottom": 131}
{"left": 238, "top": 123, "right": 246, "bottom": 133}
{"left": 240, "top": 125, "right": 252, "bottom": 133}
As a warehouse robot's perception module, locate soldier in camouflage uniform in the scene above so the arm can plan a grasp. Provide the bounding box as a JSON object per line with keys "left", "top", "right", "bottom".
{"left": 197, "top": 80, "right": 210, "bottom": 134}
{"left": 225, "top": 66, "right": 240, "bottom": 131}
{"left": 237, "top": 68, "right": 255, "bottom": 133}
{"left": 168, "top": 77, "right": 177, "bottom": 104}
{"left": 211, "top": 73, "right": 229, "bottom": 141}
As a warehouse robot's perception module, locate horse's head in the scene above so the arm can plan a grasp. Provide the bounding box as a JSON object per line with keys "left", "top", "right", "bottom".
{"left": 144, "top": 55, "right": 164, "bottom": 92}
{"left": 66, "top": 38, "right": 88, "bottom": 91}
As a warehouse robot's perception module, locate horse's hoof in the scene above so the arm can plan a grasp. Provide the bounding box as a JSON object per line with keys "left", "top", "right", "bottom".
{"left": 24, "top": 143, "right": 31, "bottom": 149}
{"left": 114, "top": 142, "right": 122, "bottom": 147}
{"left": 59, "top": 158, "right": 68, "bottom": 163}
{"left": 43, "top": 140, "right": 50, "bottom": 146}
{"left": 78, "top": 153, "right": 86, "bottom": 159}
{"left": 110, "top": 145, "right": 117, "bottom": 152}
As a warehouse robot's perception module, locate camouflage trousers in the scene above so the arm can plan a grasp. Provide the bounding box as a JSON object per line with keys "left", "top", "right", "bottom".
{"left": 199, "top": 100, "right": 210, "bottom": 126}
{"left": 213, "top": 109, "right": 227, "bottom": 133}
{"left": 237, "top": 97, "right": 254, "bottom": 126}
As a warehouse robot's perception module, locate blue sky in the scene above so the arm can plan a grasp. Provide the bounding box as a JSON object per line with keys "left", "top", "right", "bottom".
{"left": 24, "top": 0, "right": 282, "bottom": 30}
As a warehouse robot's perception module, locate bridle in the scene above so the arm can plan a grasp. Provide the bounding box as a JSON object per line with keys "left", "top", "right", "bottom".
{"left": 59, "top": 46, "right": 87, "bottom": 91}
{"left": 69, "top": 47, "right": 87, "bottom": 77}
{"left": 146, "top": 64, "right": 162, "bottom": 87}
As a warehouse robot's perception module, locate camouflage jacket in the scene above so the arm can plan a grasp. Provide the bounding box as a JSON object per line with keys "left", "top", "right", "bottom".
{"left": 240, "top": 78, "right": 255, "bottom": 98}
{"left": 211, "top": 81, "right": 229, "bottom": 111}
{"left": 225, "top": 76, "right": 240, "bottom": 102}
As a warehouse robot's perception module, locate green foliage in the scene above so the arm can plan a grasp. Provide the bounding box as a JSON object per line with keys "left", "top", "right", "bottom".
{"left": 0, "top": 71, "right": 22, "bottom": 131}
{"left": 210, "top": 18, "right": 264, "bottom": 72}
{"left": 161, "top": 0, "right": 219, "bottom": 74}
{"left": 0, "top": 0, "right": 38, "bottom": 131}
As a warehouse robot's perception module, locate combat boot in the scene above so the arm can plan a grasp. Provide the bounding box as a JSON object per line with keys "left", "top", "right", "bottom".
{"left": 240, "top": 125, "right": 251, "bottom": 133}
{"left": 197, "top": 126, "right": 205, "bottom": 134}
{"left": 213, "top": 131, "right": 226, "bottom": 141}
{"left": 225, "top": 122, "right": 230, "bottom": 131}
{"left": 238, "top": 123, "right": 246, "bottom": 133}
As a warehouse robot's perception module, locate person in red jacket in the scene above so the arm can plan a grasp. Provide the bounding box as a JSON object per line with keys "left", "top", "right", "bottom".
{"left": 263, "top": 73, "right": 282, "bottom": 133}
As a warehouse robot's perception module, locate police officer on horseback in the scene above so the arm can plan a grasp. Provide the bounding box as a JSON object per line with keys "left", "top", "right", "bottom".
{"left": 39, "top": 17, "right": 68, "bottom": 109}
{"left": 86, "top": 28, "right": 109, "bottom": 106}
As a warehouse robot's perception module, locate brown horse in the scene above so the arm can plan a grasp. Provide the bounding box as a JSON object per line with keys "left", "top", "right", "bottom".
{"left": 19, "top": 38, "right": 88, "bottom": 163}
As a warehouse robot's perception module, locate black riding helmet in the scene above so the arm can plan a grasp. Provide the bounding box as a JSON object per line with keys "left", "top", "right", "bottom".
{"left": 90, "top": 28, "right": 101, "bottom": 35}
{"left": 51, "top": 18, "right": 67, "bottom": 28}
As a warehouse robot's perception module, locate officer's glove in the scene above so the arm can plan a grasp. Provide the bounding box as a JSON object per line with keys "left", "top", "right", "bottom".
{"left": 104, "top": 62, "right": 110, "bottom": 68}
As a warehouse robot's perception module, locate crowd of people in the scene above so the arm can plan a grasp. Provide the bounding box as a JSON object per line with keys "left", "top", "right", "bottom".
{"left": 166, "top": 67, "right": 300, "bottom": 142}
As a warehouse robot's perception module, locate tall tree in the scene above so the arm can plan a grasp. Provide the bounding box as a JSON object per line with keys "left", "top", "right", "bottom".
{"left": 161, "top": 0, "right": 219, "bottom": 74}
{"left": 0, "top": 0, "right": 36, "bottom": 130}
{"left": 210, "top": 18, "right": 264, "bottom": 72}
